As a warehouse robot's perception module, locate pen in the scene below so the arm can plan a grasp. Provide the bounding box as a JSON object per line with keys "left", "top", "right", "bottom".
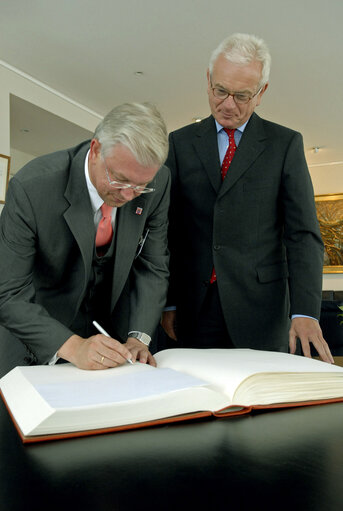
{"left": 92, "top": 320, "right": 133, "bottom": 364}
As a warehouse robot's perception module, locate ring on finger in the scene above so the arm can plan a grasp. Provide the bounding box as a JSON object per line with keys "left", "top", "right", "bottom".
{"left": 100, "top": 355, "right": 104, "bottom": 364}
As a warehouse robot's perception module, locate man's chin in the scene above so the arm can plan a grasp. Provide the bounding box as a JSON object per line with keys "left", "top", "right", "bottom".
{"left": 218, "top": 116, "right": 239, "bottom": 129}
{"left": 113, "top": 200, "right": 128, "bottom": 207}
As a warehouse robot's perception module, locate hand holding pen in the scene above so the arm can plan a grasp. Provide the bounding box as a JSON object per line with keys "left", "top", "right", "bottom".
{"left": 93, "top": 321, "right": 133, "bottom": 365}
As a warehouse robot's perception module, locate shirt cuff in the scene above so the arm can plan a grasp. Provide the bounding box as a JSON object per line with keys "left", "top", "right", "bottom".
{"left": 48, "top": 352, "right": 60, "bottom": 365}
{"left": 291, "top": 315, "right": 318, "bottom": 321}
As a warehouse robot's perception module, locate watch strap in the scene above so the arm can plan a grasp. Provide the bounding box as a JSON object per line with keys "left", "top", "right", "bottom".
{"left": 128, "top": 331, "right": 151, "bottom": 346}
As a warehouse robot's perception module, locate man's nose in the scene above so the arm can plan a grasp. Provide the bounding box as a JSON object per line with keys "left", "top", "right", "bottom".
{"left": 120, "top": 187, "right": 135, "bottom": 201}
{"left": 222, "top": 94, "right": 236, "bottom": 107}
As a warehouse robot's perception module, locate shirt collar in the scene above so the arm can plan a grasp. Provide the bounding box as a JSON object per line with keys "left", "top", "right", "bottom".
{"left": 84, "top": 150, "right": 104, "bottom": 213}
{"left": 214, "top": 118, "right": 249, "bottom": 134}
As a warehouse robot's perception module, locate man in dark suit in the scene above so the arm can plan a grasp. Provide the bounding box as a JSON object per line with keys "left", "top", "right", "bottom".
{"left": 0, "top": 102, "right": 170, "bottom": 377}
{"left": 161, "top": 33, "right": 333, "bottom": 363}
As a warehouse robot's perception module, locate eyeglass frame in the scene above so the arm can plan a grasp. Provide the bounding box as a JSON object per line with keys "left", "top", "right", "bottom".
{"left": 104, "top": 166, "right": 155, "bottom": 194}
{"left": 210, "top": 83, "right": 263, "bottom": 104}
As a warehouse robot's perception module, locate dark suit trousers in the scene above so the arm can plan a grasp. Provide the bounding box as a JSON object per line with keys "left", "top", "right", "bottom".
{"left": 180, "top": 282, "right": 234, "bottom": 349}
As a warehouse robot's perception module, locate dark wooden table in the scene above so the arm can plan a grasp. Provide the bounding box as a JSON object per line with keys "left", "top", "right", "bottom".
{"left": 1, "top": 395, "right": 343, "bottom": 511}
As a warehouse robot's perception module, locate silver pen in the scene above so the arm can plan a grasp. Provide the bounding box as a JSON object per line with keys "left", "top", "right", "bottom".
{"left": 92, "top": 320, "right": 133, "bottom": 364}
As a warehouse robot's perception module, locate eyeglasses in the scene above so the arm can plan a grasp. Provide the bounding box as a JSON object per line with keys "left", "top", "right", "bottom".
{"left": 211, "top": 85, "right": 262, "bottom": 104}
{"left": 105, "top": 167, "right": 155, "bottom": 194}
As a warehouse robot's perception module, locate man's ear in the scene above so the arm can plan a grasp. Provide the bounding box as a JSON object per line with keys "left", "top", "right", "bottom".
{"left": 256, "top": 83, "right": 269, "bottom": 106}
{"left": 206, "top": 68, "right": 211, "bottom": 93}
{"left": 89, "top": 138, "right": 101, "bottom": 162}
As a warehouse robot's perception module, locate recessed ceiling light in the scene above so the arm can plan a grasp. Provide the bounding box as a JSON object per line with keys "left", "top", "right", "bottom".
{"left": 310, "top": 146, "right": 325, "bottom": 153}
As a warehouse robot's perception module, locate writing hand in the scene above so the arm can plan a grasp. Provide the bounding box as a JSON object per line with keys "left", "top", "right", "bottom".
{"left": 58, "top": 334, "right": 133, "bottom": 369}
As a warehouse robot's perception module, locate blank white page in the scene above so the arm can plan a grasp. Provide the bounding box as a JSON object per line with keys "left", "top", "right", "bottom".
{"left": 34, "top": 367, "right": 207, "bottom": 408}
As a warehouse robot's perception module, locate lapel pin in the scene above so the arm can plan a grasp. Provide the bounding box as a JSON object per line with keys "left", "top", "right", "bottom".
{"left": 135, "top": 207, "right": 143, "bottom": 215}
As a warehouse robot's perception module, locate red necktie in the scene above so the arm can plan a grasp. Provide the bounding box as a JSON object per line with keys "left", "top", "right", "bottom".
{"left": 95, "top": 204, "right": 113, "bottom": 247}
{"left": 221, "top": 129, "right": 237, "bottom": 179}
{"left": 210, "top": 129, "right": 237, "bottom": 284}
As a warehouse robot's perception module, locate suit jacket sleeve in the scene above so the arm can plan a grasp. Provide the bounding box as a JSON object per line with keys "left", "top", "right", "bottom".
{"left": 281, "top": 131, "right": 324, "bottom": 319}
{"left": 0, "top": 177, "right": 75, "bottom": 364}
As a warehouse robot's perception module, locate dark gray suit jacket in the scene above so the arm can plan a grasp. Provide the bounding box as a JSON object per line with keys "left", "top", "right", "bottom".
{"left": 166, "top": 113, "right": 323, "bottom": 350}
{"left": 0, "top": 141, "right": 170, "bottom": 376}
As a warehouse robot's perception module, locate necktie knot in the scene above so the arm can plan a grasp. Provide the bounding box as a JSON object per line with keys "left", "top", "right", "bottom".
{"left": 96, "top": 204, "right": 114, "bottom": 249}
{"left": 100, "top": 203, "right": 113, "bottom": 218}
{"left": 224, "top": 128, "right": 235, "bottom": 139}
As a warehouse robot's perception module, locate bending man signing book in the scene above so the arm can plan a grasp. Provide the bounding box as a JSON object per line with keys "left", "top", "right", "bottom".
{"left": 0, "top": 102, "right": 170, "bottom": 378}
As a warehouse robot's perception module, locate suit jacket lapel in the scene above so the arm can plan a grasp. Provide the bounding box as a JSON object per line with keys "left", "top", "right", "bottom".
{"left": 110, "top": 195, "right": 147, "bottom": 308}
{"left": 193, "top": 116, "right": 222, "bottom": 194}
{"left": 63, "top": 143, "right": 94, "bottom": 287}
{"left": 218, "top": 113, "right": 267, "bottom": 198}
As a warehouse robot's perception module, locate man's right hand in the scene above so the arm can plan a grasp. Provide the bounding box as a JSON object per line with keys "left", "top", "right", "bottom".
{"left": 161, "top": 310, "right": 178, "bottom": 340}
{"left": 58, "top": 334, "right": 133, "bottom": 370}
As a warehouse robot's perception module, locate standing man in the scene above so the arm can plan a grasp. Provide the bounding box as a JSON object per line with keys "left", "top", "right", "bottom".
{"left": 0, "top": 102, "right": 170, "bottom": 377}
{"left": 161, "top": 33, "right": 333, "bottom": 363}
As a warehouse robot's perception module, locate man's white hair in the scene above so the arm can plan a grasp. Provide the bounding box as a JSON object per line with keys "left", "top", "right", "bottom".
{"left": 209, "top": 33, "right": 271, "bottom": 87}
{"left": 94, "top": 102, "right": 168, "bottom": 167}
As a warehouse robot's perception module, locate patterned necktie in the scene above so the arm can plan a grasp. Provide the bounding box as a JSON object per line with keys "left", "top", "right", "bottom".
{"left": 210, "top": 129, "right": 237, "bottom": 284}
{"left": 221, "top": 129, "right": 237, "bottom": 180}
{"left": 95, "top": 204, "right": 113, "bottom": 247}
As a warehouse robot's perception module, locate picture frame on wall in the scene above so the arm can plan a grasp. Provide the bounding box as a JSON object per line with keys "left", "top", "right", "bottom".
{"left": 315, "top": 193, "right": 343, "bottom": 274}
{"left": 0, "top": 154, "right": 11, "bottom": 204}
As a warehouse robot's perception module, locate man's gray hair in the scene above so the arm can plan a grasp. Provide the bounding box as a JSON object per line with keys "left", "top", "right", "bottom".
{"left": 94, "top": 102, "right": 169, "bottom": 167}
{"left": 209, "top": 33, "right": 271, "bottom": 87}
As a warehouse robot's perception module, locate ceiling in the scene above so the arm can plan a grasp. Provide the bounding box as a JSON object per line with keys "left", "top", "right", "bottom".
{"left": 10, "top": 95, "right": 93, "bottom": 156}
{"left": 1, "top": 0, "right": 343, "bottom": 169}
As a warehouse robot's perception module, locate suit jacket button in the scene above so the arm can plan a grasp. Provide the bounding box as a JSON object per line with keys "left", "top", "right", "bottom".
{"left": 213, "top": 245, "right": 221, "bottom": 250}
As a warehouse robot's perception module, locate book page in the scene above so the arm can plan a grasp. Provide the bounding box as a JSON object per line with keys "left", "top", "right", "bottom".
{"left": 234, "top": 372, "right": 343, "bottom": 405}
{"left": 155, "top": 349, "right": 343, "bottom": 402}
{"left": 1, "top": 362, "right": 229, "bottom": 435}
{"left": 34, "top": 366, "right": 207, "bottom": 408}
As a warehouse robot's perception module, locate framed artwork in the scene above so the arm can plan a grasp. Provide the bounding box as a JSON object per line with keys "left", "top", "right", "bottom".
{"left": 315, "top": 193, "right": 343, "bottom": 273}
{"left": 0, "top": 154, "right": 11, "bottom": 204}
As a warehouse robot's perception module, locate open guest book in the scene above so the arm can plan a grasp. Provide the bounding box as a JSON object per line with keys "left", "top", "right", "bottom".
{"left": 1, "top": 348, "right": 343, "bottom": 443}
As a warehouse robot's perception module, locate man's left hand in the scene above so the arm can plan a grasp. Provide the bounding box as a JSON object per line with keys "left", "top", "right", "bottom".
{"left": 124, "top": 337, "right": 157, "bottom": 366}
{"left": 289, "top": 317, "right": 334, "bottom": 364}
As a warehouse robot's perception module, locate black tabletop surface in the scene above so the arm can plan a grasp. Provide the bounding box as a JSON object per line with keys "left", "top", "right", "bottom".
{"left": 1, "top": 397, "right": 343, "bottom": 511}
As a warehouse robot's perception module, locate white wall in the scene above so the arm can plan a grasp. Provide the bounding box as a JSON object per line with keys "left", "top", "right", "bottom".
{"left": 0, "top": 61, "right": 102, "bottom": 214}
{"left": 10, "top": 148, "right": 36, "bottom": 176}
{"left": 310, "top": 164, "right": 343, "bottom": 197}
{"left": 0, "top": 62, "right": 101, "bottom": 157}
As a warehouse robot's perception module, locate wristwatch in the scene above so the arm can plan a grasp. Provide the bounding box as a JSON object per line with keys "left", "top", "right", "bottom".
{"left": 128, "top": 331, "right": 151, "bottom": 347}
